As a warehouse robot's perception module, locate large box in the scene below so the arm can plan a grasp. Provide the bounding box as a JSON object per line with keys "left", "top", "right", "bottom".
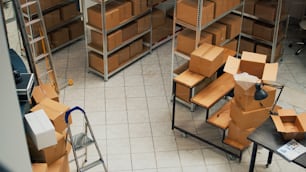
{"left": 218, "top": 14, "right": 242, "bottom": 39}
{"left": 129, "top": 0, "right": 148, "bottom": 16}
{"left": 87, "top": 4, "right": 120, "bottom": 30}
{"left": 226, "top": 121, "right": 254, "bottom": 148}
{"left": 68, "top": 19, "right": 84, "bottom": 40}
{"left": 177, "top": 0, "right": 215, "bottom": 27}
{"left": 190, "top": 43, "right": 224, "bottom": 77}
{"left": 47, "top": 153, "right": 70, "bottom": 172}
{"left": 151, "top": 8, "right": 166, "bottom": 29}
{"left": 50, "top": 27, "right": 70, "bottom": 48}
{"left": 254, "top": 0, "right": 286, "bottom": 22}
{"left": 32, "top": 83, "right": 59, "bottom": 104}
{"left": 60, "top": 3, "right": 79, "bottom": 21}
{"left": 230, "top": 100, "right": 270, "bottom": 129}
{"left": 44, "top": 10, "right": 61, "bottom": 30}
{"left": 271, "top": 111, "right": 306, "bottom": 140}
{"left": 25, "top": 109, "right": 57, "bottom": 150}
{"left": 122, "top": 22, "right": 138, "bottom": 41}
{"left": 129, "top": 38, "right": 143, "bottom": 58}
{"left": 222, "top": 39, "right": 237, "bottom": 51}
{"left": 256, "top": 43, "right": 282, "bottom": 62}
{"left": 253, "top": 22, "right": 283, "bottom": 42}
{"left": 31, "top": 98, "right": 71, "bottom": 133}
{"left": 176, "top": 29, "right": 213, "bottom": 55}
{"left": 117, "top": 46, "right": 131, "bottom": 65}
{"left": 88, "top": 51, "right": 119, "bottom": 73}
{"left": 242, "top": 18, "right": 254, "bottom": 35}
{"left": 239, "top": 38, "right": 255, "bottom": 53}
{"left": 90, "top": 29, "right": 122, "bottom": 51}
{"left": 136, "top": 14, "right": 151, "bottom": 33}
{"left": 204, "top": 22, "right": 227, "bottom": 45}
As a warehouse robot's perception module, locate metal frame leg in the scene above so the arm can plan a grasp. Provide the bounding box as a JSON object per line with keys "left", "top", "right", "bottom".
{"left": 249, "top": 143, "right": 258, "bottom": 172}
{"left": 266, "top": 151, "right": 273, "bottom": 168}
{"left": 172, "top": 81, "right": 176, "bottom": 130}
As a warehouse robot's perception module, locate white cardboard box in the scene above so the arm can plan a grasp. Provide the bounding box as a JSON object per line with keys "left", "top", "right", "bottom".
{"left": 25, "top": 109, "right": 57, "bottom": 150}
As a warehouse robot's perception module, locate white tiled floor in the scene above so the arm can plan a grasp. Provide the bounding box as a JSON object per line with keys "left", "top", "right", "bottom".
{"left": 5, "top": 10, "right": 306, "bottom": 171}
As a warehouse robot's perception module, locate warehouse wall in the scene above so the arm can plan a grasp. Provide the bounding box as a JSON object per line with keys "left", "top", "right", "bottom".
{"left": 0, "top": 9, "right": 32, "bottom": 172}
{"left": 285, "top": 0, "right": 306, "bottom": 20}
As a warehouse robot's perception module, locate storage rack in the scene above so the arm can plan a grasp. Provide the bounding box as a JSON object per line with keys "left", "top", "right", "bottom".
{"left": 23, "top": 0, "right": 84, "bottom": 52}
{"left": 170, "top": 0, "right": 246, "bottom": 160}
{"left": 84, "top": 0, "right": 152, "bottom": 81}
{"left": 233, "top": 0, "right": 289, "bottom": 62}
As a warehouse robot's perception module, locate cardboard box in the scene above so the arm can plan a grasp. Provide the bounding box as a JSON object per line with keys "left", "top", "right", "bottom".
{"left": 239, "top": 38, "right": 255, "bottom": 53}
{"left": 122, "top": 22, "right": 138, "bottom": 41}
{"left": 144, "top": 18, "right": 173, "bottom": 44}
{"left": 88, "top": 51, "right": 119, "bottom": 73}
{"left": 21, "top": 0, "right": 62, "bottom": 13}
{"left": 230, "top": 100, "right": 270, "bottom": 129}
{"left": 177, "top": 0, "right": 215, "bottom": 26}
{"left": 87, "top": 4, "right": 120, "bottom": 30}
{"left": 90, "top": 29, "right": 122, "bottom": 51}
{"left": 226, "top": 121, "right": 254, "bottom": 148}
{"left": 271, "top": 112, "right": 306, "bottom": 140}
{"left": 209, "top": 0, "right": 226, "bottom": 18}
{"left": 44, "top": 10, "right": 61, "bottom": 30}
{"left": 238, "top": 0, "right": 257, "bottom": 14}
{"left": 222, "top": 39, "right": 237, "bottom": 51}
{"left": 68, "top": 19, "right": 84, "bottom": 40}
{"left": 60, "top": 3, "right": 79, "bottom": 21}
{"left": 31, "top": 98, "right": 71, "bottom": 133}
{"left": 32, "top": 163, "right": 47, "bottom": 172}
{"left": 129, "top": 0, "right": 148, "bottom": 16}
{"left": 136, "top": 14, "right": 151, "bottom": 33}
{"left": 176, "top": 29, "right": 213, "bottom": 55}
{"left": 189, "top": 43, "right": 224, "bottom": 77}
{"left": 151, "top": 8, "right": 166, "bottom": 28}
{"left": 242, "top": 18, "right": 254, "bottom": 35}
{"left": 234, "top": 85, "right": 276, "bottom": 111}
{"left": 25, "top": 110, "right": 56, "bottom": 150}
{"left": 204, "top": 22, "right": 227, "bottom": 45}
{"left": 47, "top": 153, "right": 69, "bottom": 172}
{"left": 254, "top": 0, "right": 286, "bottom": 22}
{"left": 117, "top": 46, "right": 131, "bottom": 65}
{"left": 129, "top": 38, "right": 143, "bottom": 58}
{"left": 224, "top": 51, "right": 279, "bottom": 83}
{"left": 218, "top": 14, "right": 242, "bottom": 39}
{"left": 28, "top": 132, "right": 66, "bottom": 165}
{"left": 253, "top": 22, "right": 283, "bottom": 42}
{"left": 50, "top": 27, "right": 69, "bottom": 48}
{"left": 114, "top": 0, "right": 132, "bottom": 22}
{"left": 32, "top": 83, "right": 59, "bottom": 103}
{"left": 256, "top": 43, "right": 282, "bottom": 62}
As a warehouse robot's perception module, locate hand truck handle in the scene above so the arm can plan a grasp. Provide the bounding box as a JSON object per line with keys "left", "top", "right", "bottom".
{"left": 65, "top": 106, "right": 86, "bottom": 123}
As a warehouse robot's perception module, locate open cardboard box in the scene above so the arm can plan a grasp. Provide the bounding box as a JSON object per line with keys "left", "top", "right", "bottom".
{"left": 271, "top": 109, "right": 306, "bottom": 140}
{"left": 224, "top": 51, "right": 278, "bottom": 94}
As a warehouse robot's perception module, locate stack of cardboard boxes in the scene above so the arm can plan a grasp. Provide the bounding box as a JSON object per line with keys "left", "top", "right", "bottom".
{"left": 222, "top": 51, "right": 278, "bottom": 150}
{"left": 25, "top": 84, "right": 72, "bottom": 171}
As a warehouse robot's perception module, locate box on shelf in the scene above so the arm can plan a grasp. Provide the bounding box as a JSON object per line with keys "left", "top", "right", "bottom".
{"left": 177, "top": 0, "right": 215, "bottom": 26}
{"left": 60, "top": 3, "right": 79, "bottom": 21}
{"left": 31, "top": 98, "right": 71, "bottom": 133}
{"left": 68, "top": 19, "right": 84, "bottom": 40}
{"left": 136, "top": 14, "right": 151, "bottom": 33}
{"left": 176, "top": 29, "right": 213, "bottom": 56}
{"left": 44, "top": 10, "right": 61, "bottom": 30}
{"left": 253, "top": 22, "right": 283, "bottom": 42}
{"left": 238, "top": 0, "right": 257, "bottom": 15}
{"left": 242, "top": 18, "right": 254, "bottom": 35}
{"left": 151, "top": 8, "right": 166, "bottom": 29}
{"left": 254, "top": 0, "right": 286, "bottom": 22}
{"left": 222, "top": 39, "right": 237, "bottom": 51}
{"left": 230, "top": 99, "right": 271, "bottom": 129}
{"left": 32, "top": 83, "right": 59, "bottom": 104}
{"left": 90, "top": 29, "right": 122, "bottom": 51}
{"left": 117, "top": 46, "right": 130, "bottom": 65}
{"left": 88, "top": 51, "right": 119, "bottom": 74}
{"left": 32, "top": 163, "right": 47, "bottom": 172}
{"left": 47, "top": 153, "right": 70, "bottom": 172}
{"left": 25, "top": 109, "right": 56, "bottom": 150}
{"left": 225, "top": 121, "right": 255, "bottom": 148}
{"left": 204, "top": 22, "right": 227, "bottom": 46}
{"left": 122, "top": 22, "right": 138, "bottom": 41}
{"left": 190, "top": 43, "right": 225, "bottom": 77}
{"left": 27, "top": 132, "right": 66, "bottom": 165}
{"left": 218, "top": 14, "right": 242, "bottom": 39}
{"left": 271, "top": 110, "right": 306, "bottom": 140}
{"left": 87, "top": 4, "right": 120, "bottom": 30}
{"left": 239, "top": 38, "right": 255, "bottom": 53}
{"left": 129, "top": 38, "right": 143, "bottom": 58}
{"left": 129, "top": 0, "right": 148, "bottom": 16}
{"left": 112, "top": 0, "right": 132, "bottom": 22}
{"left": 144, "top": 18, "right": 173, "bottom": 44}
{"left": 256, "top": 43, "right": 283, "bottom": 62}
{"left": 20, "top": 0, "right": 62, "bottom": 13}
{"left": 50, "top": 27, "right": 70, "bottom": 48}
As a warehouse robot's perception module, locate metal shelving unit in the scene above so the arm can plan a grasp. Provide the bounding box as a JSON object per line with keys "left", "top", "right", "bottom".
{"left": 83, "top": 0, "right": 152, "bottom": 81}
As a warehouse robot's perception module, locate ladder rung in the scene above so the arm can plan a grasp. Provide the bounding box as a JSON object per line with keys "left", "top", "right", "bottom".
{"left": 34, "top": 53, "right": 49, "bottom": 62}
{"left": 39, "top": 70, "right": 54, "bottom": 78}
{"left": 25, "top": 18, "right": 41, "bottom": 27}
{"left": 21, "top": 1, "right": 37, "bottom": 8}
{"left": 80, "top": 159, "right": 104, "bottom": 172}
{"left": 30, "top": 36, "right": 45, "bottom": 44}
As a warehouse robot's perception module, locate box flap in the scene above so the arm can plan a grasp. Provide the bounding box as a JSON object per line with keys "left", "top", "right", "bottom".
{"left": 223, "top": 56, "right": 240, "bottom": 75}
{"left": 241, "top": 51, "right": 267, "bottom": 63}
{"left": 191, "top": 43, "right": 213, "bottom": 58}
{"left": 271, "top": 115, "right": 286, "bottom": 132}
{"left": 297, "top": 114, "right": 306, "bottom": 131}
{"left": 234, "top": 72, "right": 259, "bottom": 90}
{"left": 278, "top": 109, "right": 296, "bottom": 116}
{"left": 262, "top": 63, "right": 278, "bottom": 81}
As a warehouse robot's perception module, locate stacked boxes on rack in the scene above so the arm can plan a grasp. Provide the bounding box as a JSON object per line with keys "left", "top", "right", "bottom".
{"left": 222, "top": 51, "right": 278, "bottom": 149}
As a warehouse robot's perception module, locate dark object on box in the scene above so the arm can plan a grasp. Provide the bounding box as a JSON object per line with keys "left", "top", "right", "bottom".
{"left": 16, "top": 73, "right": 35, "bottom": 102}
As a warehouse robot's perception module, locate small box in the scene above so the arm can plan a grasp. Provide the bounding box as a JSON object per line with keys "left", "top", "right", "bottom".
{"left": 50, "top": 27, "right": 70, "bottom": 48}
{"left": 222, "top": 39, "right": 237, "bottom": 51}
{"left": 67, "top": 19, "right": 84, "bottom": 40}
{"left": 16, "top": 73, "right": 35, "bottom": 102}
{"left": 136, "top": 14, "right": 151, "bottom": 33}
{"left": 177, "top": 0, "right": 215, "bottom": 26}
{"left": 239, "top": 38, "right": 255, "bottom": 53}
{"left": 87, "top": 4, "right": 120, "bottom": 30}
{"left": 90, "top": 29, "right": 122, "bottom": 51}
{"left": 151, "top": 8, "right": 166, "bottom": 28}
{"left": 256, "top": 43, "right": 282, "bottom": 62}
{"left": 31, "top": 98, "right": 71, "bottom": 133}
{"left": 47, "top": 153, "right": 70, "bottom": 172}
{"left": 204, "top": 22, "right": 227, "bottom": 45}
{"left": 122, "top": 22, "right": 138, "bottom": 41}
{"left": 190, "top": 43, "right": 224, "bottom": 77}
{"left": 32, "top": 83, "right": 59, "bottom": 104}
{"left": 44, "top": 10, "right": 61, "bottom": 30}
{"left": 242, "top": 18, "right": 254, "bottom": 35}
{"left": 117, "top": 46, "right": 131, "bottom": 65}
{"left": 129, "top": 0, "right": 148, "bottom": 16}
{"left": 218, "top": 14, "right": 242, "bottom": 39}
{"left": 88, "top": 51, "right": 119, "bottom": 73}
{"left": 25, "top": 109, "right": 56, "bottom": 150}
{"left": 271, "top": 112, "right": 306, "bottom": 140}
{"left": 129, "top": 38, "right": 143, "bottom": 58}
{"left": 60, "top": 3, "right": 79, "bottom": 21}
{"left": 176, "top": 29, "right": 213, "bottom": 55}
{"left": 226, "top": 121, "right": 254, "bottom": 148}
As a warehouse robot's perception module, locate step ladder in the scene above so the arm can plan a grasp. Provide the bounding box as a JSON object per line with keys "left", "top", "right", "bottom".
{"left": 65, "top": 106, "right": 108, "bottom": 172}
{"left": 11, "top": 0, "right": 59, "bottom": 93}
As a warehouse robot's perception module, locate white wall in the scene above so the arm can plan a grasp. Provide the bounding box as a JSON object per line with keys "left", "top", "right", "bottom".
{"left": 0, "top": 8, "right": 32, "bottom": 172}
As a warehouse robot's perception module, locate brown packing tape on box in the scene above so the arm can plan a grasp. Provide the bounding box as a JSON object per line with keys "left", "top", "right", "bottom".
{"left": 32, "top": 83, "right": 59, "bottom": 104}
